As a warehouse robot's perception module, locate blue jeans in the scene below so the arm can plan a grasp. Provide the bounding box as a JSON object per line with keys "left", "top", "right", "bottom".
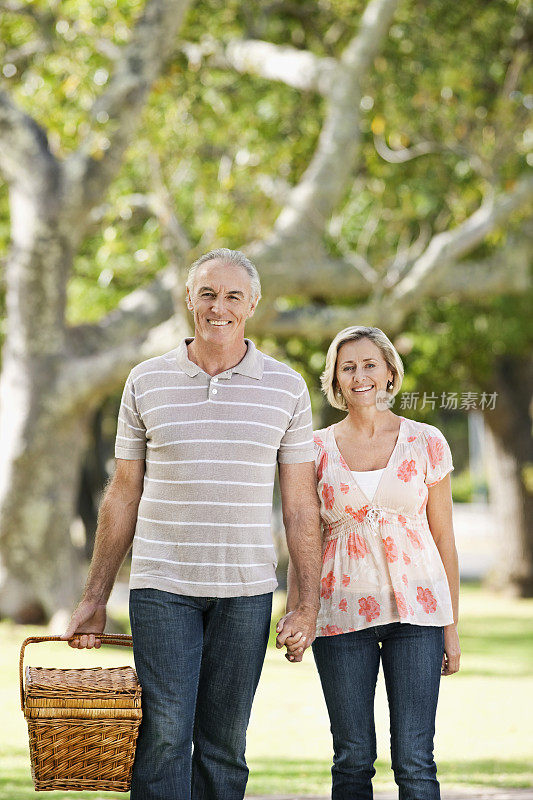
{"left": 312, "top": 622, "right": 444, "bottom": 800}
{"left": 128, "top": 588, "right": 272, "bottom": 800}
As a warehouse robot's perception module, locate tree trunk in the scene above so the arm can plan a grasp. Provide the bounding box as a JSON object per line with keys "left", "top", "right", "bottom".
{"left": 484, "top": 355, "right": 533, "bottom": 597}
{"left": 0, "top": 349, "right": 93, "bottom": 621}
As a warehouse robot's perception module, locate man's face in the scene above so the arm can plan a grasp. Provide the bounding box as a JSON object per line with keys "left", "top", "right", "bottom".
{"left": 186, "top": 259, "right": 257, "bottom": 347}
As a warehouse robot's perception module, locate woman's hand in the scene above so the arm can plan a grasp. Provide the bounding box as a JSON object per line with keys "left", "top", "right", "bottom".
{"left": 276, "top": 605, "right": 318, "bottom": 663}
{"left": 442, "top": 623, "right": 461, "bottom": 675}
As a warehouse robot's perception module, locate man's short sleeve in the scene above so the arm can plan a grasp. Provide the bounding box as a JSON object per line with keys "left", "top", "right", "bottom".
{"left": 115, "top": 372, "right": 146, "bottom": 460}
{"left": 277, "top": 376, "right": 314, "bottom": 464}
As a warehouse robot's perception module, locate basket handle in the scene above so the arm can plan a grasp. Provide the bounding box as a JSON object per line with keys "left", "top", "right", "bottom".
{"left": 19, "top": 634, "right": 133, "bottom": 712}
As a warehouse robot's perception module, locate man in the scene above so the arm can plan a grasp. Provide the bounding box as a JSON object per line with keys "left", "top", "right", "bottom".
{"left": 61, "top": 248, "right": 322, "bottom": 800}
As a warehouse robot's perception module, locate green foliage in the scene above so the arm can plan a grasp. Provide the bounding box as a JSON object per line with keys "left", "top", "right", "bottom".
{"left": 0, "top": 0, "right": 530, "bottom": 329}
{"left": 401, "top": 292, "right": 533, "bottom": 394}
{"left": 451, "top": 469, "right": 488, "bottom": 504}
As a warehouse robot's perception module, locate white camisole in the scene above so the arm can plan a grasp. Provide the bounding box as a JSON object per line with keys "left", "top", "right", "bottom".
{"left": 350, "top": 468, "right": 385, "bottom": 502}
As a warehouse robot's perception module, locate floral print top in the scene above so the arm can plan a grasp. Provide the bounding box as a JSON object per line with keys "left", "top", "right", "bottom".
{"left": 314, "top": 416, "right": 454, "bottom": 636}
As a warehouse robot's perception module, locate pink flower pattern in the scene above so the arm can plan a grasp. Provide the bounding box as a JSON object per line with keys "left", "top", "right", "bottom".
{"left": 397, "top": 459, "right": 417, "bottom": 483}
{"left": 320, "top": 624, "right": 344, "bottom": 636}
{"left": 358, "top": 596, "right": 381, "bottom": 623}
{"left": 321, "top": 571, "right": 336, "bottom": 599}
{"left": 317, "top": 451, "right": 328, "bottom": 482}
{"left": 416, "top": 586, "right": 437, "bottom": 614}
{"left": 394, "top": 591, "right": 408, "bottom": 618}
{"left": 322, "top": 483, "right": 335, "bottom": 510}
{"left": 322, "top": 538, "right": 337, "bottom": 565}
{"left": 345, "top": 504, "right": 369, "bottom": 523}
{"left": 314, "top": 419, "right": 453, "bottom": 634}
{"left": 347, "top": 532, "right": 369, "bottom": 560}
{"left": 406, "top": 528, "right": 424, "bottom": 550}
{"left": 426, "top": 436, "right": 444, "bottom": 469}
{"left": 382, "top": 536, "right": 398, "bottom": 563}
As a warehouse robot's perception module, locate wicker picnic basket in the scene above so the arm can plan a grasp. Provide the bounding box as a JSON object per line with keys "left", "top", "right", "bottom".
{"left": 20, "top": 634, "right": 142, "bottom": 792}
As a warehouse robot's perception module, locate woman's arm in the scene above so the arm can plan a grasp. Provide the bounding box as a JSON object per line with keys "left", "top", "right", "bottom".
{"left": 426, "top": 472, "right": 461, "bottom": 675}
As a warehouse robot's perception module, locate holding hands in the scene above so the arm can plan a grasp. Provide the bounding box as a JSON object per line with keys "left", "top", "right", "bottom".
{"left": 276, "top": 605, "right": 318, "bottom": 663}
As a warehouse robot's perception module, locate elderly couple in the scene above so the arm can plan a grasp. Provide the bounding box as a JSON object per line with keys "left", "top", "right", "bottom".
{"left": 62, "top": 248, "right": 460, "bottom": 800}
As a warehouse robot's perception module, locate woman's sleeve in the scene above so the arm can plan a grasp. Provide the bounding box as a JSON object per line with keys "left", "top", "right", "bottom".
{"left": 423, "top": 425, "right": 454, "bottom": 487}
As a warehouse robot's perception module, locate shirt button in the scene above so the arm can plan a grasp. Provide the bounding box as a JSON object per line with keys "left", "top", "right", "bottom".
{"left": 211, "top": 389, "right": 218, "bottom": 395}
{"left": 212, "top": 377, "right": 218, "bottom": 382}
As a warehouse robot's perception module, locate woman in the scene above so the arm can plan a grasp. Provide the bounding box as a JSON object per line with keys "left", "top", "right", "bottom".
{"left": 286, "top": 326, "right": 460, "bottom": 800}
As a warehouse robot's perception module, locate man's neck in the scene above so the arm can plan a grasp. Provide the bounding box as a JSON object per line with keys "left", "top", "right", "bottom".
{"left": 187, "top": 336, "right": 248, "bottom": 377}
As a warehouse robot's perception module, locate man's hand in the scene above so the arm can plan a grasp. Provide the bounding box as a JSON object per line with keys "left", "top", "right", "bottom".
{"left": 60, "top": 599, "right": 107, "bottom": 649}
{"left": 276, "top": 605, "right": 318, "bottom": 663}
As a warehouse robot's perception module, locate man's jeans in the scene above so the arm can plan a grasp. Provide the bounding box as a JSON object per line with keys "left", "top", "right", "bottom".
{"left": 312, "top": 622, "right": 444, "bottom": 800}
{"left": 128, "top": 588, "right": 272, "bottom": 800}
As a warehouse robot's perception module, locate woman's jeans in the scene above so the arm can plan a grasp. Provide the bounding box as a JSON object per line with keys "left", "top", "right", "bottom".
{"left": 128, "top": 588, "right": 272, "bottom": 800}
{"left": 312, "top": 622, "right": 444, "bottom": 800}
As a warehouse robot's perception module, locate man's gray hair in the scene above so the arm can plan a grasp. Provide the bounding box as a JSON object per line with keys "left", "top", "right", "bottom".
{"left": 186, "top": 248, "right": 262, "bottom": 304}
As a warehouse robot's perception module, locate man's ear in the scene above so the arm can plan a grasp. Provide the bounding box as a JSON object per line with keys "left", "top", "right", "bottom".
{"left": 247, "top": 299, "right": 258, "bottom": 318}
{"left": 186, "top": 287, "right": 193, "bottom": 311}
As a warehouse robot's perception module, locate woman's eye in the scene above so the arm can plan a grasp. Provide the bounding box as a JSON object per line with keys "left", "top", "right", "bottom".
{"left": 366, "top": 363, "right": 375, "bottom": 368}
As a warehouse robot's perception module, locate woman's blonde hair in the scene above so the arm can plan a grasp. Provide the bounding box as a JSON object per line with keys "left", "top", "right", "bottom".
{"left": 321, "top": 326, "right": 404, "bottom": 411}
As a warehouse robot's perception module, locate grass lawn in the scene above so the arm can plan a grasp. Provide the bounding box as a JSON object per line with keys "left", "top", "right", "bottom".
{"left": 1, "top": 583, "right": 531, "bottom": 798}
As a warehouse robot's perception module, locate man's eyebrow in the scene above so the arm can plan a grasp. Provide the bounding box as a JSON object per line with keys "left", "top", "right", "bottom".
{"left": 198, "top": 285, "right": 245, "bottom": 296}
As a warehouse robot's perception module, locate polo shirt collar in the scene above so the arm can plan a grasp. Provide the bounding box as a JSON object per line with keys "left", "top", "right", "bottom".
{"left": 176, "top": 338, "right": 264, "bottom": 380}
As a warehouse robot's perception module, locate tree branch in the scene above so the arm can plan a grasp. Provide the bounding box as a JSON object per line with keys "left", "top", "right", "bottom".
{"left": 58, "top": 267, "right": 190, "bottom": 409}
{"left": 252, "top": 0, "right": 399, "bottom": 264}
{"left": 64, "top": 0, "right": 192, "bottom": 225}
{"left": 59, "top": 312, "right": 191, "bottom": 412}
{"left": 181, "top": 37, "right": 338, "bottom": 95}
{"left": 66, "top": 266, "right": 180, "bottom": 358}
{"left": 256, "top": 237, "right": 531, "bottom": 339}
{"left": 393, "top": 174, "right": 533, "bottom": 305}
{"left": 0, "top": 90, "right": 58, "bottom": 190}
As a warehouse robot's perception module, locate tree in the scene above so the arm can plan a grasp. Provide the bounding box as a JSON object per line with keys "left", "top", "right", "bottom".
{"left": 0, "top": 0, "right": 531, "bottom": 621}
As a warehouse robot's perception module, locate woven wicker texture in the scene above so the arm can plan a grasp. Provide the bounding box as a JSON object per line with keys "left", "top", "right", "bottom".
{"left": 27, "top": 718, "right": 139, "bottom": 792}
{"left": 20, "top": 635, "right": 141, "bottom": 792}
{"left": 26, "top": 665, "right": 141, "bottom": 698}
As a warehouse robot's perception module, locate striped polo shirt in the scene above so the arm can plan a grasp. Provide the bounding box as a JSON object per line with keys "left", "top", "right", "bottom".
{"left": 115, "top": 338, "right": 314, "bottom": 597}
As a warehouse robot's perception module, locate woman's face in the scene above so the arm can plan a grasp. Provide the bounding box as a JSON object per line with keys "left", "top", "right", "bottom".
{"left": 335, "top": 338, "right": 394, "bottom": 409}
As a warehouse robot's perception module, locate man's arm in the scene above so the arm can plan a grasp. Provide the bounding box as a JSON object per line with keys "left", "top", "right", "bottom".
{"left": 275, "top": 461, "right": 322, "bottom": 660}
{"left": 60, "top": 458, "right": 144, "bottom": 649}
